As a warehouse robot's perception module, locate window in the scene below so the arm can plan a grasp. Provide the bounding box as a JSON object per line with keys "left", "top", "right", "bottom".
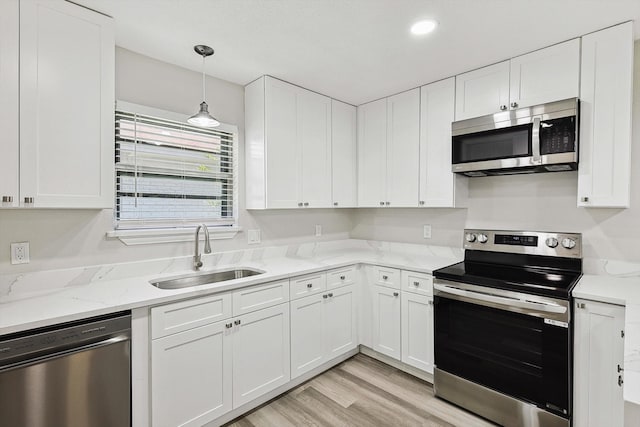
{"left": 114, "top": 105, "right": 236, "bottom": 231}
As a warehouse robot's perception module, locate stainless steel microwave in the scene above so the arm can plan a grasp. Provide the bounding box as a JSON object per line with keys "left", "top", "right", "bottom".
{"left": 451, "top": 98, "right": 579, "bottom": 177}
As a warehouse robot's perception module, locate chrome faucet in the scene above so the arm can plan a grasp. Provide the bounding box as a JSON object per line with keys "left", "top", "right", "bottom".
{"left": 193, "top": 224, "right": 212, "bottom": 270}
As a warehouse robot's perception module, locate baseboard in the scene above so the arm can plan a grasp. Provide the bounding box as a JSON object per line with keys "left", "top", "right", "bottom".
{"left": 359, "top": 345, "right": 434, "bottom": 384}
{"left": 209, "top": 347, "right": 359, "bottom": 426}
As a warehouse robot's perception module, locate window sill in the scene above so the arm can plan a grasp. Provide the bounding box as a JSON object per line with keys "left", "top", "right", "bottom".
{"left": 106, "top": 226, "right": 242, "bottom": 246}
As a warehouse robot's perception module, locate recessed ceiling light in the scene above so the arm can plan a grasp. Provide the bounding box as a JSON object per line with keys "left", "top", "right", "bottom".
{"left": 410, "top": 20, "right": 438, "bottom": 36}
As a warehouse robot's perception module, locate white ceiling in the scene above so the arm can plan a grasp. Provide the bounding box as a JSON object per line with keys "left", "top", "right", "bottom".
{"left": 77, "top": 0, "right": 640, "bottom": 106}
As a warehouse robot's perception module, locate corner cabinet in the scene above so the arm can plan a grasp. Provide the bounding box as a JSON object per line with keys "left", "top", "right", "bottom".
{"left": 18, "top": 0, "right": 114, "bottom": 208}
{"left": 577, "top": 22, "right": 634, "bottom": 208}
{"left": 358, "top": 89, "right": 420, "bottom": 207}
{"left": 245, "top": 75, "right": 332, "bottom": 209}
{"left": 573, "top": 299, "right": 625, "bottom": 427}
{"left": 331, "top": 100, "right": 357, "bottom": 207}
{"left": 419, "top": 78, "right": 466, "bottom": 208}
{"left": 455, "top": 39, "right": 580, "bottom": 120}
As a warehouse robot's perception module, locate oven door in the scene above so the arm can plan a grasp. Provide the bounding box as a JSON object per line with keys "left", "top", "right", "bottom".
{"left": 434, "top": 280, "right": 571, "bottom": 419}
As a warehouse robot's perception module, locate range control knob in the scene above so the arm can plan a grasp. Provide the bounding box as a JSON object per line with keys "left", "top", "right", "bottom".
{"left": 477, "top": 234, "right": 488, "bottom": 243}
{"left": 545, "top": 237, "right": 559, "bottom": 248}
{"left": 562, "top": 238, "right": 576, "bottom": 249}
{"left": 465, "top": 233, "right": 477, "bottom": 243}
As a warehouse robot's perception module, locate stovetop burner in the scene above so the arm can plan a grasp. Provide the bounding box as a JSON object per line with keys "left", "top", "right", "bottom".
{"left": 433, "top": 229, "right": 582, "bottom": 299}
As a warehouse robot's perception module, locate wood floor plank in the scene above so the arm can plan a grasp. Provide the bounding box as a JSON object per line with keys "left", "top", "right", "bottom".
{"left": 225, "top": 354, "right": 497, "bottom": 427}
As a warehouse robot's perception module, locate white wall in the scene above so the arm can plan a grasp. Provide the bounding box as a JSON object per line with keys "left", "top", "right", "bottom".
{"left": 0, "top": 48, "right": 353, "bottom": 274}
{"left": 352, "top": 41, "right": 640, "bottom": 264}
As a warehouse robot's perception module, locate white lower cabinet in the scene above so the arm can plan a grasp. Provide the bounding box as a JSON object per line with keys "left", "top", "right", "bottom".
{"left": 152, "top": 320, "right": 232, "bottom": 427}
{"left": 574, "top": 299, "right": 625, "bottom": 427}
{"left": 290, "top": 284, "right": 357, "bottom": 379}
{"left": 401, "top": 291, "right": 434, "bottom": 373}
{"left": 232, "top": 303, "right": 291, "bottom": 407}
{"left": 372, "top": 284, "right": 402, "bottom": 360}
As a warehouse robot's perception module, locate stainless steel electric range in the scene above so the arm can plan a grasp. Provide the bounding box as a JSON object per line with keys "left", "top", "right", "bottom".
{"left": 432, "top": 229, "right": 582, "bottom": 427}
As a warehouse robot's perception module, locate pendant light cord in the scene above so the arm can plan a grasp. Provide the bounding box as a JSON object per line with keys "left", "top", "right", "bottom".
{"left": 201, "top": 55, "right": 206, "bottom": 102}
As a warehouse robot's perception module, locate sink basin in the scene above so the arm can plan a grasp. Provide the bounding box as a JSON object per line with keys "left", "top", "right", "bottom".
{"left": 150, "top": 267, "right": 264, "bottom": 290}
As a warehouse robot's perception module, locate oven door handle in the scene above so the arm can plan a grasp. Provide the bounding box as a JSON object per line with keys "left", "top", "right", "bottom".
{"left": 433, "top": 283, "right": 567, "bottom": 314}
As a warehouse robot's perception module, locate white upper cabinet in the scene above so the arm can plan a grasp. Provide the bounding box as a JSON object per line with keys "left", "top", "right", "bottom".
{"left": 331, "top": 100, "right": 357, "bottom": 207}
{"left": 358, "top": 89, "right": 419, "bottom": 207}
{"left": 419, "top": 78, "right": 466, "bottom": 208}
{"left": 19, "top": 0, "right": 114, "bottom": 208}
{"left": 245, "top": 76, "right": 331, "bottom": 209}
{"left": 577, "top": 22, "right": 634, "bottom": 208}
{"left": 509, "top": 39, "right": 580, "bottom": 109}
{"left": 456, "top": 39, "right": 580, "bottom": 120}
{"left": 455, "top": 61, "right": 510, "bottom": 120}
{"left": 0, "top": 0, "right": 19, "bottom": 207}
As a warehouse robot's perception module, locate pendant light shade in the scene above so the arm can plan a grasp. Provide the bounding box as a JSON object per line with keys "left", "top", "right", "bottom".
{"left": 188, "top": 45, "right": 220, "bottom": 128}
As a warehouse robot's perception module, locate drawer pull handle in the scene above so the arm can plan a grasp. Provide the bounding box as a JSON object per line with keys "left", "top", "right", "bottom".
{"left": 307, "top": 283, "right": 313, "bottom": 288}
{"left": 393, "top": 292, "right": 399, "bottom": 297}
{"left": 226, "top": 323, "right": 233, "bottom": 329}
{"left": 234, "top": 320, "right": 241, "bottom": 326}
{"left": 328, "top": 293, "right": 333, "bottom": 297}
{"left": 382, "top": 275, "right": 388, "bottom": 280}
{"left": 323, "top": 294, "right": 328, "bottom": 299}
{"left": 413, "top": 281, "right": 420, "bottom": 286}
{"left": 340, "top": 275, "right": 346, "bottom": 280}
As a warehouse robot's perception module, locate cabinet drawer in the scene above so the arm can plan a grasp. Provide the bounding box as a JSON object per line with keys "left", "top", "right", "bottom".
{"left": 233, "top": 280, "right": 290, "bottom": 316}
{"left": 151, "top": 293, "right": 232, "bottom": 339}
{"left": 290, "top": 272, "right": 327, "bottom": 300}
{"left": 326, "top": 265, "right": 357, "bottom": 290}
{"left": 371, "top": 266, "right": 400, "bottom": 289}
{"left": 401, "top": 270, "right": 433, "bottom": 296}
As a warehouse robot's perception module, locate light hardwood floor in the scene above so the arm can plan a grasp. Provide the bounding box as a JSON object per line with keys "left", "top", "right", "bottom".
{"left": 225, "top": 354, "right": 496, "bottom": 427}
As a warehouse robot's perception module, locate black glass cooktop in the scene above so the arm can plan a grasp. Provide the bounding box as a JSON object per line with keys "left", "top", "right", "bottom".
{"left": 433, "top": 250, "right": 582, "bottom": 299}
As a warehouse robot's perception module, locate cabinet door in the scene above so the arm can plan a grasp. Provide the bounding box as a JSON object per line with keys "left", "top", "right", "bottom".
{"left": 509, "top": 39, "right": 580, "bottom": 109}
{"left": 386, "top": 89, "right": 420, "bottom": 207}
{"left": 233, "top": 303, "right": 290, "bottom": 407}
{"left": 265, "top": 77, "right": 300, "bottom": 208}
{"left": 290, "top": 294, "right": 326, "bottom": 378}
{"left": 357, "top": 98, "right": 387, "bottom": 207}
{"left": 299, "top": 88, "right": 332, "bottom": 208}
{"left": 574, "top": 300, "right": 625, "bottom": 427}
{"left": 19, "top": 0, "right": 114, "bottom": 208}
{"left": 331, "top": 100, "right": 357, "bottom": 207}
{"left": 372, "top": 285, "right": 401, "bottom": 360}
{"left": 419, "top": 77, "right": 466, "bottom": 208}
{"left": 401, "top": 292, "right": 433, "bottom": 373}
{"left": 455, "top": 61, "right": 510, "bottom": 120}
{"left": 325, "top": 285, "right": 357, "bottom": 359}
{"left": 152, "top": 321, "right": 232, "bottom": 427}
{"left": 577, "top": 22, "right": 634, "bottom": 208}
{"left": 0, "top": 0, "right": 19, "bottom": 207}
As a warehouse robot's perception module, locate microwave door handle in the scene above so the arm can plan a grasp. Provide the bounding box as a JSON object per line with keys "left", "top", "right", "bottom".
{"left": 531, "top": 117, "right": 541, "bottom": 164}
{"left": 433, "top": 283, "right": 567, "bottom": 314}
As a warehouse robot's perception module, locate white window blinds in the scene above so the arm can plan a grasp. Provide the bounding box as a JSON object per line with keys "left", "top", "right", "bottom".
{"left": 115, "top": 110, "right": 235, "bottom": 230}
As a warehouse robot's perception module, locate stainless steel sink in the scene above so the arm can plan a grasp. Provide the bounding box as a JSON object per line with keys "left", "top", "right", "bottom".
{"left": 150, "top": 267, "right": 264, "bottom": 290}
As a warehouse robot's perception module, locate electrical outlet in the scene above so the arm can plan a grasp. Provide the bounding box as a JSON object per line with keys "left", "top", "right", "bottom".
{"left": 11, "top": 242, "right": 30, "bottom": 265}
{"left": 247, "top": 229, "right": 261, "bottom": 245}
{"left": 315, "top": 225, "right": 322, "bottom": 237}
{"left": 423, "top": 225, "right": 432, "bottom": 239}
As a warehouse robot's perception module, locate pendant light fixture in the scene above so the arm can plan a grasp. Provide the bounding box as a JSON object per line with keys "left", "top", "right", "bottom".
{"left": 187, "top": 44, "right": 220, "bottom": 128}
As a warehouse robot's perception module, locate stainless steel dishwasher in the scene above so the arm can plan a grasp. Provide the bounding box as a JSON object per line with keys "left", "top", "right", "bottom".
{"left": 0, "top": 311, "right": 131, "bottom": 427}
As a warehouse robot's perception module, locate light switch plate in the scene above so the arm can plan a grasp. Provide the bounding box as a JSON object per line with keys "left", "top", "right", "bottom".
{"left": 247, "top": 229, "right": 261, "bottom": 245}
{"left": 423, "top": 225, "right": 432, "bottom": 239}
{"left": 11, "top": 242, "right": 30, "bottom": 264}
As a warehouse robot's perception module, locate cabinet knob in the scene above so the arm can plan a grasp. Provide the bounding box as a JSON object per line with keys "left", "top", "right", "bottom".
{"left": 340, "top": 275, "right": 346, "bottom": 280}
{"left": 581, "top": 196, "right": 589, "bottom": 203}
{"left": 419, "top": 201, "right": 425, "bottom": 206}
{"left": 333, "top": 202, "right": 338, "bottom": 206}
{"left": 24, "top": 197, "right": 34, "bottom": 204}
{"left": 385, "top": 201, "right": 390, "bottom": 206}
{"left": 304, "top": 202, "right": 309, "bottom": 206}
{"left": 393, "top": 292, "right": 399, "bottom": 297}
{"left": 307, "top": 283, "right": 313, "bottom": 288}
{"left": 226, "top": 323, "right": 232, "bottom": 329}
{"left": 500, "top": 105, "right": 508, "bottom": 111}
{"left": 298, "top": 202, "right": 303, "bottom": 207}
{"left": 413, "top": 281, "right": 420, "bottom": 286}
{"left": 382, "top": 275, "right": 388, "bottom": 280}
{"left": 380, "top": 201, "right": 385, "bottom": 206}
{"left": 328, "top": 292, "right": 333, "bottom": 298}
{"left": 618, "top": 364, "right": 624, "bottom": 373}
{"left": 510, "top": 102, "right": 518, "bottom": 108}
{"left": 323, "top": 294, "right": 328, "bottom": 299}
{"left": 2, "top": 196, "right": 13, "bottom": 203}
{"left": 234, "top": 319, "right": 241, "bottom": 326}
{"left": 428, "top": 300, "right": 434, "bottom": 305}
{"left": 619, "top": 375, "right": 624, "bottom": 387}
